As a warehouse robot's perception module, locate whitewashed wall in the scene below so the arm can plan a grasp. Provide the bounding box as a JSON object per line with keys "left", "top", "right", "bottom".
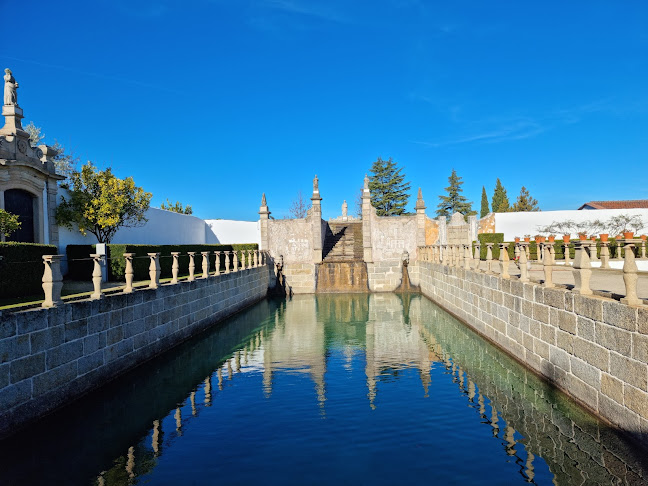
{"left": 492, "top": 208, "right": 648, "bottom": 241}
{"left": 204, "top": 219, "right": 260, "bottom": 244}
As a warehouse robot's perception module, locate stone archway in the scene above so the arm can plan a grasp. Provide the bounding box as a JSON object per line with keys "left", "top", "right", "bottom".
{"left": 4, "top": 188, "right": 35, "bottom": 242}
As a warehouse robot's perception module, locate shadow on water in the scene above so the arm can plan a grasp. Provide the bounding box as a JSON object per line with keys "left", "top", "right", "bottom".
{"left": 1, "top": 293, "right": 647, "bottom": 485}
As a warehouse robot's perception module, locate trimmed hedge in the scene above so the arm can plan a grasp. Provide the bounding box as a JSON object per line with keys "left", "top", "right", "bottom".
{"left": 66, "top": 243, "right": 259, "bottom": 281}
{"left": 0, "top": 243, "right": 57, "bottom": 299}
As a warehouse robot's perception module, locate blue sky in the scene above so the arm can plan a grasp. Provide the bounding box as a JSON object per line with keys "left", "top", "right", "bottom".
{"left": 1, "top": 0, "right": 647, "bottom": 220}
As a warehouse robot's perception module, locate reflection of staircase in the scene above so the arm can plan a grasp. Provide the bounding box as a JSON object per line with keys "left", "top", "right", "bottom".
{"left": 323, "top": 222, "right": 363, "bottom": 262}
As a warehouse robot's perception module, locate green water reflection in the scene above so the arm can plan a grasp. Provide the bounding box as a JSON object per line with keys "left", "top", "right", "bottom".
{"left": 1, "top": 294, "right": 646, "bottom": 485}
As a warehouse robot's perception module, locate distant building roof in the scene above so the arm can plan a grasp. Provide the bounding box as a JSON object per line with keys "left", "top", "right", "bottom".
{"left": 578, "top": 200, "right": 648, "bottom": 210}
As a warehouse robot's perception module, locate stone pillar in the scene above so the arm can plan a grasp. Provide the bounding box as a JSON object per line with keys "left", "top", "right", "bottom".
{"left": 90, "top": 254, "right": 104, "bottom": 299}
{"left": 223, "top": 252, "right": 230, "bottom": 274}
{"left": 589, "top": 239, "right": 599, "bottom": 262}
{"left": 563, "top": 239, "right": 571, "bottom": 266}
{"left": 473, "top": 242, "right": 481, "bottom": 271}
{"left": 543, "top": 245, "right": 554, "bottom": 288}
{"left": 514, "top": 242, "right": 520, "bottom": 260}
{"left": 415, "top": 188, "right": 427, "bottom": 250}
{"left": 214, "top": 251, "right": 221, "bottom": 276}
{"left": 41, "top": 255, "right": 63, "bottom": 308}
{"left": 240, "top": 249, "right": 246, "bottom": 270}
{"left": 248, "top": 250, "right": 254, "bottom": 268}
{"left": 123, "top": 253, "right": 134, "bottom": 293}
{"left": 201, "top": 251, "right": 210, "bottom": 278}
{"left": 572, "top": 241, "right": 592, "bottom": 295}
{"left": 499, "top": 243, "right": 510, "bottom": 279}
{"left": 361, "top": 175, "right": 374, "bottom": 263}
{"left": 253, "top": 250, "right": 258, "bottom": 267}
{"left": 169, "top": 252, "right": 180, "bottom": 283}
{"left": 616, "top": 239, "right": 623, "bottom": 260}
{"left": 148, "top": 253, "right": 161, "bottom": 289}
{"left": 519, "top": 243, "right": 529, "bottom": 282}
{"left": 641, "top": 238, "right": 647, "bottom": 259}
{"left": 310, "top": 175, "right": 323, "bottom": 264}
{"left": 525, "top": 243, "right": 530, "bottom": 261}
{"left": 464, "top": 244, "right": 471, "bottom": 270}
{"left": 485, "top": 243, "right": 494, "bottom": 274}
{"left": 259, "top": 194, "right": 270, "bottom": 251}
{"left": 621, "top": 240, "right": 641, "bottom": 306}
{"left": 187, "top": 252, "right": 196, "bottom": 281}
{"left": 233, "top": 251, "right": 239, "bottom": 271}
{"left": 600, "top": 243, "right": 610, "bottom": 269}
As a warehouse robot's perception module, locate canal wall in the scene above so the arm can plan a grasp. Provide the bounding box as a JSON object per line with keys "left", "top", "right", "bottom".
{"left": 0, "top": 265, "right": 269, "bottom": 439}
{"left": 416, "top": 261, "right": 648, "bottom": 445}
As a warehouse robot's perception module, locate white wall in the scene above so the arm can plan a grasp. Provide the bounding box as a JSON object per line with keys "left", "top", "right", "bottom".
{"left": 493, "top": 208, "right": 648, "bottom": 241}
{"left": 204, "top": 219, "right": 260, "bottom": 244}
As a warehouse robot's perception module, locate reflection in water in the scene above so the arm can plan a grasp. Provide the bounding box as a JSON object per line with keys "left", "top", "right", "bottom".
{"left": 0, "top": 295, "right": 646, "bottom": 485}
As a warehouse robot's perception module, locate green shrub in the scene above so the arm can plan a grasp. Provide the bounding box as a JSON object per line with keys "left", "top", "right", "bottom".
{"left": 67, "top": 243, "right": 259, "bottom": 281}
{"left": 475, "top": 233, "right": 504, "bottom": 260}
{"left": 0, "top": 243, "right": 57, "bottom": 299}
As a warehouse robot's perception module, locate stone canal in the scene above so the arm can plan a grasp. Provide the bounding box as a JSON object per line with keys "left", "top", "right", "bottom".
{"left": 1, "top": 294, "right": 646, "bottom": 485}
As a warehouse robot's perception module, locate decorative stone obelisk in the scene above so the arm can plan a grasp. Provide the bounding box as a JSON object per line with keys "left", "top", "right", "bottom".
{"left": 259, "top": 193, "right": 270, "bottom": 252}
{"left": 361, "top": 175, "right": 374, "bottom": 263}
{"left": 415, "top": 188, "right": 427, "bottom": 250}
{"left": 310, "top": 175, "right": 323, "bottom": 264}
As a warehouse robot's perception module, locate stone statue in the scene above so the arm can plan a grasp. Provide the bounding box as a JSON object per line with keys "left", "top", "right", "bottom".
{"left": 4, "top": 69, "right": 18, "bottom": 106}
{"left": 342, "top": 200, "right": 348, "bottom": 217}
{"left": 313, "top": 175, "right": 319, "bottom": 192}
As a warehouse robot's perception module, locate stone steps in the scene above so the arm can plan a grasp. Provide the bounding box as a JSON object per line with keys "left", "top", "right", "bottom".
{"left": 322, "top": 222, "right": 363, "bottom": 262}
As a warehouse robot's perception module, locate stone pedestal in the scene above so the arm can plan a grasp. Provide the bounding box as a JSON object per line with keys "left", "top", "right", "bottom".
{"left": 572, "top": 241, "right": 592, "bottom": 295}
{"left": 0, "top": 104, "right": 28, "bottom": 138}
{"left": 620, "top": 240, "right": 642, "bottom": 306}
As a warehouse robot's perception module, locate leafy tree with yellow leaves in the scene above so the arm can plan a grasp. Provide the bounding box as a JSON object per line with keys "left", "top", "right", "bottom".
{"left": 56, "top": 162, "right": 152, "bottom": 243}
{"left": 0, "top": 209, "right": 21, "bottom": 237}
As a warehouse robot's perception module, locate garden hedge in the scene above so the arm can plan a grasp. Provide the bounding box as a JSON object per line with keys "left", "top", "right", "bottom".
{"left": 0, "top": 243, "right": 57, "bottom": 299}
{"left": 66, "top": 243, "right": 259, "bottom": 281}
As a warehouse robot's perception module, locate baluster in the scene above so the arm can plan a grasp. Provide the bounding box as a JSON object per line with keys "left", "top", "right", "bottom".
{"left": 600, "top": 242, "right": 610, "bottom": 269}
{"left": 563, "top": 236, "right": 571, "bottom": 266}
{"left": 124, "top": 253, "right": 135, "bottom": 293}
{"left": 214, "top": 251, "right": 221, "bottom": 276}
{"left": 572, "top": 240, "right": 592, "bottom": 295}
{"left": 589, "top": 237, "right": 599, "bottom": 262}
{"left": 201, "top": 251, "right": 210, "bottom": 278}
{"left": 519, "top": 243, "right": 529, "bottom": 282}
{"left": 187, "top": 252, "right": 196, "bottom": 281}
{"left": 464, "top": 244, "right": 471, "bottom": 270}
{"left": 171, "top": 252, "right": 180, "bottom": 284}
{"left": 148, "top": 253, "right": 161, "bottom": 289}
{"left": 42, "top": 255, "right": 64, "bottom": 308}
{"left": 621, "top": 240, "right": 641, "bottom": 306}
{"left": 542, "top": 244, "right": 554, "bottom": 288}
{"left": 473, "top": 242, "right": 481, "bottom": 271}
{"left": 224, "top": 251, "right": 231, "bottom": 274}
{"left": 248, "top": 250, "right": 254, "bottom": 268}
{"left": 485, "top": 243, "right": 494, "bottom": 275}
{"left": 253, "top": 250, "right": 258, "bottom": 267}
{"left": 90, "top": 254, "right": 104, "bottom": 299}
{"left": 641, "top": 237, "right": 647, "bottom": 259}
{"left": 499, "top": 243, "right": 510, "bottom": 279}
{"left": 233, "top": 251, "right": 239, "bottom": 271}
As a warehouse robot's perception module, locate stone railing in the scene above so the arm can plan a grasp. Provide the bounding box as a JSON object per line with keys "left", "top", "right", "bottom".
{"left": 39, "top": 250, "right": 268, "bottom": 308}
{"left": 418, "top": 239, "right": 647, "bottom": 306}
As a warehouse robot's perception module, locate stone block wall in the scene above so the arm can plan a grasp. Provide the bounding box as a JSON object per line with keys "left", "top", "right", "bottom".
{"left": 282, "top": 263, "right": 316, "bottom": 294}
{"left": 0, "top": 266, "right": 269, "bottom": 439}
{"left": 416, "top": 261, "right": 648, "bottom": 444}
{"left": 367, "top": 260, "right": 403, "bottom": 292}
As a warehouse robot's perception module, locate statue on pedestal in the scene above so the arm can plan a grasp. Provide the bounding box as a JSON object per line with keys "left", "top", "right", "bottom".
{"left": 313, "top": 175, "right": 319, "bottom": 192}
{"left": 4, "top": 69, "right": 18, "bottom": 106}
{"left": 342, "top": 200, "right": 348, "bottom": 218}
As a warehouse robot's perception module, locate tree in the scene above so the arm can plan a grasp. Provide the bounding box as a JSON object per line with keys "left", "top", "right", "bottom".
{"left": 491, "top": 178, "right": 510, "bottom": 213}
{"left": 512, "top": 186, "right": 540, "bottom": 212}
{"left": 56, "top": 162, "right": 153, "bottom": 243}
{"left": 160, "top": 199, "right": 193, "bottom": 215}
{"left": 25, "top": 121, "right": 79, "bottom": 181}
{"left": 436, "top": 169, "right": 474, "bottom": 218}
{"left": 0, "top": 209, "right": 21, "bottom": 237}
{"left": 287, "top": 190, "right": 311, "bottom": 219}
{"left": 368, "top": 157, "right": 411, "bottom": 216}
{"left": 480, "top": 186, "right": 490, "bottom": 218}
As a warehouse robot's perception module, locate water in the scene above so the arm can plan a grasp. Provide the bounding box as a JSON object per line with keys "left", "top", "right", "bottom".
{"left": 1, "top": 294, "right": 646, "bottom": 485}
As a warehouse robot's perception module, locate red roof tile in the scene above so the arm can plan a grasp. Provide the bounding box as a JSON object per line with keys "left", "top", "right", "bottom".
{"left": 578, "top": 200, "right": 648, "bottom": 210}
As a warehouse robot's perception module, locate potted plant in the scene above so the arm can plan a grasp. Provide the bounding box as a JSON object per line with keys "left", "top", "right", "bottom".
{"left": 548, "top": 235, "right": 556, "bottom": 243}
{"left": 600, "top": 233, "right": 608, "bottom": 242}
{"left": 514, "top": 237, "right": 520, "bottom": 243}
{"left": 524, "top": 235, "right": 530, "bottom": 243}
{"left": 563, "top": 234, "right": 570, "bottom": 244}
{"left": 578, "top": 232, "right": 588, "bottom": 241}
{"left": 624, "top": 231, "right": 635, "bottom": 240}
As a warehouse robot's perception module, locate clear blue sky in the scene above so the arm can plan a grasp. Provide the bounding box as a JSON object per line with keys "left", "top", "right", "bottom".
{"left": 2, "top": 1, "right": 647, "bottom": 221}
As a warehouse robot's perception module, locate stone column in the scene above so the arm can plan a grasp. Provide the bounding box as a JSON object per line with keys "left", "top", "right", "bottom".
{"left": 572, "top": 241, "right": 592, "bottom": 295}
{"left": 589, "top": 239, "right": 599, "bottom": 262}
{"left": 259, "top": 194, "right": 270, "bottom": 252}
{"left": 519, "top": 243, "right": 529, "bottom": 282}
{"left": 542, "top": 245, "right": 554, "bottom": 288}
{"left": 600, "top": 243, "right": 610, "bottom": 269}
{"left": 170, "top": 252, "right": 180, "bottom": 283}
{"left": 464, "top": 244, "right": 471, "bottom": 270}
{"left": 90, "top": 254, "right": 104, "bottom": 299}
{"left": 621, "top": 240, "right": 641, "bottom": 306}
{"left": 201, "top": 251, "right": 210, "bottom": 278}
{"left": 473, "top": 242, "right": 481, "bottom": 271}
{"left": 187, "top": 252, "right": 196, "bottom": 281}
{"left": 616, "top": 239, "right": 623, "bottom": 260}
{"left": 310, "top": 175, "right": 323, "bottom": 264}
{"left": 214, "top": 251, "right": 221, "bottom": 276}
{"left": 148, "top": 253, "right": 161, "bottom": 289}
{"left": 485, "top": 243, "right": 494, "bottom": 274}
{"left": 223, "top": 252, "right": 230, "bottom": 274}
{"left": 123, "top": 253, "right": 134, "bottom": 293}
{"left": 415, "top": 188, "right": 427, "bottom": 250}
{"left": 361, "top": 175, "right": 374, "bottom": 263}
{"left": 514, "top": 242, "right": 520, "bottom": 260}
{"left": 499, "top": 243, "right": 510, "bottom": 279}
{"left": 563, "top": 239, "right": 571, "bottom": 266}
{"left": 41, "top": 255, "right": 63, "bottom": 308}
{"left": 641, "top": 238, "right": 647, "bottom": 259}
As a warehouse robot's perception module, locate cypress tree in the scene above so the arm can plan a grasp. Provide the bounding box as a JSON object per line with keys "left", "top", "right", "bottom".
{"left": 436, "top": 169, "right": 473, "bottom": 218}
{"left": 368, "top": 157, "right": 411, "bottom": 216}
{"left": 480, "top": 186, "right": 490, "bottom": 218}
{"left": 491, "top": 178, "right": 510, "bottom": 213}
{"left": 512, "top": 186, "right": 540, "bottom": 212}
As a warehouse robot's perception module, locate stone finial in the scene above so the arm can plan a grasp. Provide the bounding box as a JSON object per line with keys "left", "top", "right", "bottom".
{"left": 4, "top": 68, "right": 18, "bottom": 106}
{"left": 342, "top": 200, "right": 348, "bottom": 217}
{"left": 415, "top": 187, "right": 426, "bottom": 211}
{"left": 364, "top": 174, "right": 369, "bottom": 190}
{"left": 261, "top": 193, "right": 267, "bottom": 206}
{"left": 313, "top": 175, "right": 319, "bottom": 193}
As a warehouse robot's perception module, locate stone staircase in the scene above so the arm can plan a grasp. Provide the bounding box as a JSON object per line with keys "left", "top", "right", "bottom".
{"left": 322, "top": 222, "right": 363, "bottom": 262}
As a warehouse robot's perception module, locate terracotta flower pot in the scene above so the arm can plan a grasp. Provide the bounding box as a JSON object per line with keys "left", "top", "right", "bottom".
{"left": 514, "top": 237, "right": 520, "bottom": 243}
{"left": 642, "top": 235, "right": 647, "bottom": 241}
{"left": 599, "top": 234, "right": 608, "bottom": 242}
{"left": 624, "top": 231, "right": 634, "bottom": 240}
{"left": 539, "top": 236, "right": 546, "bottom": 243}
{"left": 524, "top": 237, "right": 530, "bottom": 243}
{"left": 548, "top": 236, "right": 555, "bottom": 243}
{"left": 563, "top": 235, "right": 570, "bottom": 243}
{"left": 579, "top": 234, "right": 587, "bottom": 241}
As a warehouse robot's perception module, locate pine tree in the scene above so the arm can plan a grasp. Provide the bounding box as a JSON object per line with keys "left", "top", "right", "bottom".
{"left": 436, "top": 169, "right": 473, "bottom": 218}
{"left": 480, "top": 186, "right": 490, "bottom": 218}
{"left": 512, "top": 186, "right": 540, "bottom": 212}
{"left": 368, "top": 157, "right": 411, "bottom": 216}
{"left": 491, "top": 178, "right": 510, "bottom": 213}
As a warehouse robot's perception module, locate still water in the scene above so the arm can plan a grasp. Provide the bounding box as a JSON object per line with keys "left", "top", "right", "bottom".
{"left": 1, "top": 294, "right": 647, "bottom": 485}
